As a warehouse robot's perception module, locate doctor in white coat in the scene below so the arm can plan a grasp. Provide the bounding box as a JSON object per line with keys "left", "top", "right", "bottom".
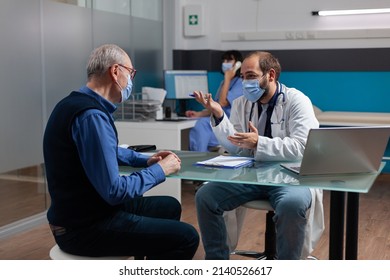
{"left": 193, "top": 51, "right": 324, "bottom": 260}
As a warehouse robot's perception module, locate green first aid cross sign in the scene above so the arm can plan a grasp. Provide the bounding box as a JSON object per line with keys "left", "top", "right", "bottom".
{"left": 188, "top": 15, "right": 198, "bottom": 25}
{"left": 184, "top": 5, "right": 204, "bottom": 36}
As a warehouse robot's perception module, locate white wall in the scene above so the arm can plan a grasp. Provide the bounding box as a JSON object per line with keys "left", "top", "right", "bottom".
{"left": 170, "top": 0, "right": 390, "bottom": 51}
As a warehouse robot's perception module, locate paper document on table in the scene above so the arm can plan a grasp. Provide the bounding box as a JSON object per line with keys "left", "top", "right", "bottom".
{"left": 196, "top": 155, "right": 254, "bottom": 169}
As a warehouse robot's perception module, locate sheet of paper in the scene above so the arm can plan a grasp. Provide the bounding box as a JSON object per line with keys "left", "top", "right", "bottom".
{"left": 196, "top": 155, "right": 254, "bottom": 169}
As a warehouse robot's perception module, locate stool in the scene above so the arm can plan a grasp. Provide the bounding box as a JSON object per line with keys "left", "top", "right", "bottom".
{"left": 231, "top": 199, "right": 276, "bottom": 260}
{"left": 49, "top": 244, "right": 142, "bottom": 260}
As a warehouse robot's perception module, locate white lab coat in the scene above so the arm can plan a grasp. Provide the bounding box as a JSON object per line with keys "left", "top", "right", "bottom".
{"left": 211, "top": 83, "right": 325, "bottom": 259}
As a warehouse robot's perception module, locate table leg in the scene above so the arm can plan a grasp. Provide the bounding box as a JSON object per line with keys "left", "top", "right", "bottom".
{"left": 329, "top": 191, "right": 345, "bottom": 260}
{"left": 345, "top": 192, "right": 359, "bottom": 260}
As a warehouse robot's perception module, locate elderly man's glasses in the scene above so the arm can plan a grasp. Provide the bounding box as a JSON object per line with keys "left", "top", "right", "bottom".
{"left": 118, "top": 64, "right": 137, "bottom": 80}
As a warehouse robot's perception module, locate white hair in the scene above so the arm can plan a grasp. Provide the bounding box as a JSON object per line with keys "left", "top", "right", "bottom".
{"left": 86, "top": 44, "right": 127, "bottom": 80}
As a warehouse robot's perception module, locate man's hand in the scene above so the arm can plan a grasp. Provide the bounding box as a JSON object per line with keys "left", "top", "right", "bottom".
{"left": 147, "top": 151, "right": 181, "bottom": 175}
{"left": 227, "top": 121, "right": 259, "bottom": 149}
{"left": 157, "top": 153, "right": 181, "bottom": 175}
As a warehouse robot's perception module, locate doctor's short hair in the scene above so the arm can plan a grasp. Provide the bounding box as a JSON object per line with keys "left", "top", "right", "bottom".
{"left": 87, "top": 44, "right": 128, "bottom": 80}
{"left": 246, "top": 51, "right": 281, "bottom": 81}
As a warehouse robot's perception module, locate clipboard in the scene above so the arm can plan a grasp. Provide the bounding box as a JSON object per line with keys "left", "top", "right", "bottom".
{"left": 195, "top": 155, "right": 254, "bottom": 169}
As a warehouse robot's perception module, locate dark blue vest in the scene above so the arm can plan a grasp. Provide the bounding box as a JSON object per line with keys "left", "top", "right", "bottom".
{"left": 43, "top": 91, "right": 118, "bottom": 228}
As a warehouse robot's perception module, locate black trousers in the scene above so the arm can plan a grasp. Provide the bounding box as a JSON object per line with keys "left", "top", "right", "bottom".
{"left": 52, "top": 196, "right": 199, "bottom": 259}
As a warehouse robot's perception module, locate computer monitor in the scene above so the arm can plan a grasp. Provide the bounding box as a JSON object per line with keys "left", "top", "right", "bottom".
{"left": 164, "top": 70, "right": 209, "bottom": 99}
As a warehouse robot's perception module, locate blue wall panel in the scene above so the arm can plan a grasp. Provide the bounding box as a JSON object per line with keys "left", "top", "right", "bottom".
{"left": 279, "top": 72, "right": 390, "bottom": 113}
{"left": 205, "top": 71, "right": 390, "bottom": 113}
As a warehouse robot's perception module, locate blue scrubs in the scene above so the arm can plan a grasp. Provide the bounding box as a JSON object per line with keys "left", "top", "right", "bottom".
{"left": 189, "top": 77, "right": 243, "bottom": 152}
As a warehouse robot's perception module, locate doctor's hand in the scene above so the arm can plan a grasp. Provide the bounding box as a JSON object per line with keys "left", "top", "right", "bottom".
{"left": 227, "top": 121, "right": 259, "bottom": 149}
{"left": 192, "top": 91, "right": 224, "bottom": 118}
{"left": 156, "top": 152, "right": 181, "bottom": 176}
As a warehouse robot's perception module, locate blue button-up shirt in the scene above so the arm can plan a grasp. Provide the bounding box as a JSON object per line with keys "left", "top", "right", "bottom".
{"left": 71, "top": 86, "right": 165, "bottom": 205}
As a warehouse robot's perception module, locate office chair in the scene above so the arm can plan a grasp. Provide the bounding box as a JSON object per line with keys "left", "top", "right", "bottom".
{"left": 231, "top": 199, "right": 277, "bottom": 260}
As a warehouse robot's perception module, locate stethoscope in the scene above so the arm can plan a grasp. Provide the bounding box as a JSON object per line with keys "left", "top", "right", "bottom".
{"left": 248, "top": 82, "right": 286, "bottom": 133}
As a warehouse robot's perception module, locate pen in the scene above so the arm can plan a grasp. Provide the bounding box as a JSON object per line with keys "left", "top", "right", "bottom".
{"left": 189, "top": 93, "right": 208, "bottom": 101}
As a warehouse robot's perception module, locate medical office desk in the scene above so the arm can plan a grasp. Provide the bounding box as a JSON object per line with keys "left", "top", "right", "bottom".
{"left": 120, "top": 151, "right": 385, "bottom": 260}
{"left": 115, "top": 119, "right": 197, "bottom": 202}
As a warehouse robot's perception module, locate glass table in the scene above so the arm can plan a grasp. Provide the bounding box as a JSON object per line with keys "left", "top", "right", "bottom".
{"left": 120, "top": 151, "right": 386, "bottom": 260}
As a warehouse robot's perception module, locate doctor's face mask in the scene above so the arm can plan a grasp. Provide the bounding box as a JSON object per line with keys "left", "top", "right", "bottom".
{"left": 242, "top": 74, "right": 266, "bottom": 102}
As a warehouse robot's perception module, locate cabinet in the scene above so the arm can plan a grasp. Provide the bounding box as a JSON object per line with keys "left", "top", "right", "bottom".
{"left": 115, "top": 120, "right": 197, "bottom": 202}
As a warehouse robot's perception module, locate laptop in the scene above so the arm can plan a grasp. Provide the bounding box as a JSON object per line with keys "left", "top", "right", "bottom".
{"left": 280, "top": 126, "right": 390, "bottom": 176}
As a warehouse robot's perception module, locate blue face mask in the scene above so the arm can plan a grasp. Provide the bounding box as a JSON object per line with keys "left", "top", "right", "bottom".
{"left": 117, "top": 74, "right": 133, "bottom": 103}
{"left": 222, "top": 62, "right": 233, "bottom": 73}
{"left": 242, "top": 78, "right": 265, "bottom": 102}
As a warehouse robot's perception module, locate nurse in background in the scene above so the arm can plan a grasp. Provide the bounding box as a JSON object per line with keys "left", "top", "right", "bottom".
{"left": 185, "top": 50, "right": 243, "bottom": 152}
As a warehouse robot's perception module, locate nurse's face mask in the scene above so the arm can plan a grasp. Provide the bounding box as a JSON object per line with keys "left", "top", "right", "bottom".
{"left": 222, "top": 62, "right": 233, "bottom": 73}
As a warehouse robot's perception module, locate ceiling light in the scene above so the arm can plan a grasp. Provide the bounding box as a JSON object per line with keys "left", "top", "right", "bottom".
{"left": 312, "top": 8, "right": 390, "bottom": 16}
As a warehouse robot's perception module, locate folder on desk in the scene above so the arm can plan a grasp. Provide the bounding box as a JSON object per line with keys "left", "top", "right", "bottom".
{"left": 196, "top": 155, "right": 254, "bottom": 169}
